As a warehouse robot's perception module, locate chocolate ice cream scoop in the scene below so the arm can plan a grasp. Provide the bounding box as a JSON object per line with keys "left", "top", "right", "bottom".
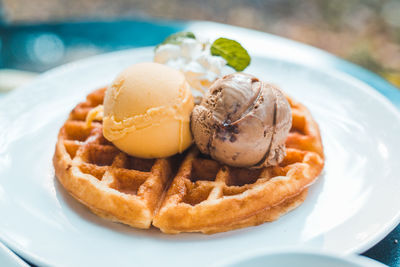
{"left": 191, "top": 73, "right": 292, "bottom": 168}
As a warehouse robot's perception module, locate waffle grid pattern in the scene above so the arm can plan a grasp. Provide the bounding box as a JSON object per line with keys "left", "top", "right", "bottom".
{"left": 54, "top": 88, "right": 324, "bottom": 234}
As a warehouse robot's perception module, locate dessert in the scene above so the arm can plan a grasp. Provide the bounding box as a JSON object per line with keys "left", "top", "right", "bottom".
{"left": 53, "top": 32, "right": 324, "bottom": 234}
{"left": 102, "top": 62, "right": 194, "bottom": 158}
{"left": 191, "top": 73, "right": 292, "bottom": 168}
{"left": 53, "top": 88, "right": 323, "bottom": 233}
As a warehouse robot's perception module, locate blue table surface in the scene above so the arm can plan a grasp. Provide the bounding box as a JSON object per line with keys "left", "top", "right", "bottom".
{"left": 0, "top": 19, "right": 399, "bottom": 267}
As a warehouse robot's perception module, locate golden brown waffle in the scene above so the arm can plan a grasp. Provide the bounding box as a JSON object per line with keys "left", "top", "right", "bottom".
{"left": 54, "top": 88, "right": 324, "bottom": 234}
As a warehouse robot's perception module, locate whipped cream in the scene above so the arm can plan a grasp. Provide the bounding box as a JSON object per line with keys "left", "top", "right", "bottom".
{"left": 154, "top": 38, "right": 232, "bottom": 100}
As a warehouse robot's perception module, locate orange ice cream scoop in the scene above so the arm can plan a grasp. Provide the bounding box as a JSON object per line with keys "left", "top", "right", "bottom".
{"left": 103, "top": 62, "right": 194, "bottom": 158}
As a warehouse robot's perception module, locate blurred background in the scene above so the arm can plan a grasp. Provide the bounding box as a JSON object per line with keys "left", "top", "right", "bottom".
{"left": 0, "top": 0, "right": 399, "bottom": 88}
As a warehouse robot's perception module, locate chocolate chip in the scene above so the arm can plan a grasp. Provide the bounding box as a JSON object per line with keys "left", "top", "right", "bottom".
{"left": 217, "top": 120, "right": 240, "bottom": 142}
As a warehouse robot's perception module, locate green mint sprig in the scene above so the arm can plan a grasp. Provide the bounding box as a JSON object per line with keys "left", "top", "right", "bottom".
{"left": 210, "top": 38, "right": 251, "bottom": 72}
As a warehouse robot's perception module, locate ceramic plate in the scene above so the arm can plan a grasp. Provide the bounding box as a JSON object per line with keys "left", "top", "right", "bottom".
{"left": 215, "top": 250, "right": 387, "bottom": 267}
{"left": 1, "top": 24, "right": 400, "bottom": 267}
{"left": 0, "top": 243, "right": 28, "bottom": 267}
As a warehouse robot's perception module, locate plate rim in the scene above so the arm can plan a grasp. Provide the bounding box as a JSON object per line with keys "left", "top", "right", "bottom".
{"left": 0, "top": 242, "right": 29, "bottom": 267}
{"left": 212, "top": 248, "right": 387, "bottom": 267}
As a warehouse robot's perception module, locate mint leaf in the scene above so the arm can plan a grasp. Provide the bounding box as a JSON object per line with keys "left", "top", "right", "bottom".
{"left": 155, "top": 32, "right": 196, "bottom": 49}
{"left": 210, "top": 38, "right": 251, "bottom": 71}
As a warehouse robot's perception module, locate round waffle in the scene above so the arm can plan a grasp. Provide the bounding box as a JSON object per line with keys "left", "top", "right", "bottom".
{"left": 53, "top": 88, "right": 324, "bottom": 234}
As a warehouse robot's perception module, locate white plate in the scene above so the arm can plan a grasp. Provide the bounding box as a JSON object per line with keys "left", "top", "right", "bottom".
{"left": 0, "top": 243, "right": 28, "bottom": 267}
{"left": 1, "top": 46, "right": 400, "bottom": 267}
{"left": 215, "top": 250, "right": 387, "bottom": 267}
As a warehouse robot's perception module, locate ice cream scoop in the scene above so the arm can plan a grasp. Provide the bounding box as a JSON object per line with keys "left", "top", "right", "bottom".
{"left": 103, "top": 62, "right": 194, "bottom": 158}
{"left": 191, "top": 73, "right": 292, "bottom": 168}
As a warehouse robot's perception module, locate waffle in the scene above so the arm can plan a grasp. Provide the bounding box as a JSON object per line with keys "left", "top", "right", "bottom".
{"left": 54, "top": 88, "right": 324, "bottom": 234}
